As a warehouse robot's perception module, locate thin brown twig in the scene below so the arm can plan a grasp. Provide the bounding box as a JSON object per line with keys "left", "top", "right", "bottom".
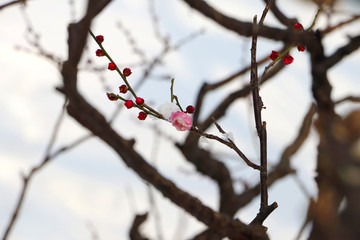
{"left": 235, "top": 103, "right": 316, "bottom": 210}
{"left": 258, "top": 0, "right": 274, "bottom": 27}
{"left": 148, "top": 0, "right": 169, "bottom": 45}
{"left": 251, "top": 15, "right": 269, "bottom": 211}
{"left": 147, "top": 185, "right": 164, "bottom": 240}
{"left": 260, "top": 43, "right": 291, "bottom": 80}
{"left": 191, "top": 56, "right": 266, "bottom": 127}
{"left": 0, "top": 0, "right": 26, "bottom": 10}
{"left": 190, "top": 126, "right": 261, "bottom": 170}
{"left": 190, "top": 50, "right": 285, "bottom": 130}
{"left": 335, "top": 95, "right": 360, "bottom": 104}
{"left": 249, "top": 0, "right": 278, "bottom": 225}
{"left": 16, "top": 6, "right": 63, "bottom": 67}
{"left": 132, "top": 28, "right": 204, "bottom": 91}
{"left": 321, "top": 14, "right": 360, "bottom": 35}
{"left": 2, "top": 98, "right": 68, "bottom": 240}
{"left": 262, "top": 0, "right": 297, "bottom": 26}
{"left": 117, "top": 21, "right": 148, "bottom": 64}
{"left": 211, "top": 118, "right": 260, "bottom": 170}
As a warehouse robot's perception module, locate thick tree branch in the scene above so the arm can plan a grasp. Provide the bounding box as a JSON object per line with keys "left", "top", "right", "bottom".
{"left": 176, "top": 142, "right": 238, "bottom": 216}
{"left": 307, "top": 27, "right": 359, "bottom": 240}
{"left": 263, "top": 0, "right": 297, "bottom": 26}
{"left": 129, "top": 213, "right": 150, "bottom": 240}
{"left": 181, "top": 0, "right": 309, "bottom": 43}
{"left": 325, "top": 35, "right": 360, "bottom": 69}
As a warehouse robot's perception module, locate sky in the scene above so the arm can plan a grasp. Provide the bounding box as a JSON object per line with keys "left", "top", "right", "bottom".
{"left": 1, "top": 0, "right": 360, "bottom": 239}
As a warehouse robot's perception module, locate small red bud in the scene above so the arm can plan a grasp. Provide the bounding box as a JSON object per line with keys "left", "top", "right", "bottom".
{"left": 96, "top": 49, "right": 104, "bottom": 57}
{"left": 107, "top": 93, "right": 118, "bottom": 101}
{"left": 124, "top": 100, "right": 134, "bottom": 109}
{"left": 123, "top": 68, "right": 132, "bottom": 77}
{"left": 297, "top": 45, "right": 305, "bottom": 52}
{"left": 96, "top": 35, "right": 104, "bottom": 43}
{"left": 294, "top": 23, "right": 304, "bottom": 31}
{"left": 108, "top": 62, "right": 116, "bottom": 71}
{"left": 119, "top": 84, "right": 128, "bottom": 93}
{"left": 269, "top": 51, "right": 279, "bottom": 61}
{"left": 135, "top": 97, "right": 145, "bottom": 106}
{"left": 186, "top": 105, "right": 195, "bottom": 114}
{"left": 138, "top": 111, "right": 147, "bottom": 120}
{"left": 283, "top": 54, "right": 294, "bottom": 65}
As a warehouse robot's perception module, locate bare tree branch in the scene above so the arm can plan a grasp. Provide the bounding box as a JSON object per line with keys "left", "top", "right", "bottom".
{"left": 2, "top": 99, "right": 68, "bottom": 240}
{"left": 325, "top": 35, "right": 360, "bottom": 69}
{"left": 263, "top": 0, "right": 297, "bottom": 26}
{"left": 180, "top": 0, "right": 304, "bottom": 42}
{"left": 321, "top": 14, "right": 360, "bottom": 35}
{"left": 235, "top": 102, "right": 316, "bottom": 209}
{"left": 129, "top": 213, "right": 150, "bottom": 240}
{"left": 0, "top": 0, "right": 26, "bottom": 10}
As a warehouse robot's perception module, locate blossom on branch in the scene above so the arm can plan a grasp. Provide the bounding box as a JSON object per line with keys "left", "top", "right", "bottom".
{"left": 96, "top": 49, "right": 104, "bottom": 57}
{"left": 294, "top": 23, "right": 304, "bottom": 31}
{"left": 95, "top": 35, "right": 104, "bottom": 43}
{"left": 169, "top": 111, "right": 192, "bottom": 131}
{"left": 123, "top": 68, "right": 132, "bottom": 77}
{"left": 269, "top": 51, "right": 279, "bottom": 61}
{"left": 283, "top": 54, "right": 294, "bottom": 65}
{"left": 135, "top": 97, "right": 145, "bottom": 106}
{"left": 106, "top": 93, "right": 118, "bottom": 101}
{"left": 124, "top": 100, "right": 134, "bottom": 109}
{"left": 297, "top": 45, "right": 305, "bottom": 52}
{"left": 119, "top": 85, "right": 128, "bottom": 93}
{"left": 186, "top": 105, "right": 195, "bottom": 114}
{"left": 108, "top": 62, "right": 116, "bottom": 71}
{"left": 138, "top": 111, "right": 147, "bottom": 120}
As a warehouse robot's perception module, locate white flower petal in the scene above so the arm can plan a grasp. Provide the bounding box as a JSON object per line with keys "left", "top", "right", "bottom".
{"left": 158, "top": 102, "right": 180, "bottom": 120}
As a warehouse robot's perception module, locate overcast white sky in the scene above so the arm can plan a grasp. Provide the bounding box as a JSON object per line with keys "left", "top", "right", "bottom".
{"left": 1, "top": 0, "right": 360, "bottom": 239}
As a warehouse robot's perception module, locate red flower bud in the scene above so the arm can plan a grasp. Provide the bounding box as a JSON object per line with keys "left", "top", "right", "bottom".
{"left": 294, "top": 23, "right": 304, "bottom": 31}
{"left": 123, "top": 68, "right": 132, "bottom": 77}
{"left": 96, "top": 49, "right": 104, "bottom": 57}
{"left": 283, "top": 54, "right": 294, "bottom": 65}
{"left": 269, "top": 51, "right": 279, "bottom": 61}
{"left": 96, "top": 35, "right": 104, "bottom": 43}
{"left": 108, "top": 62, "right": 116, "bottom": 71}
{"left": 186, "top": 105, "right": 195, "bottom": 114}
{"left": 297, "top": 45, "right": 305, "bottom": 52}
{"left": 119, "top": 84, "right": 128, "bottom": 93}
{"left": 138, "top": 111, "right": 147, "bottom": 120}
{"left": 135, "top": 97, "right": 145, "bottom": 106}
{"left": 107, "top": 93, "right": 118, "bottom": 101}
{"left": 124, "top": 100, "right": 134, "bottom": 109}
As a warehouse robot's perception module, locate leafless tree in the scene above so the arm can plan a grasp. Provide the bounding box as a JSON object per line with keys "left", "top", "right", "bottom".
{"left": 1, "top": 0, "right": 360, "bottom": 239}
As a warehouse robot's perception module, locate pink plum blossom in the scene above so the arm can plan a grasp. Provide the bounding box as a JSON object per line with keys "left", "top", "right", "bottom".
{"left": 169, "top": 111, "right": 192, "bottom": 131}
